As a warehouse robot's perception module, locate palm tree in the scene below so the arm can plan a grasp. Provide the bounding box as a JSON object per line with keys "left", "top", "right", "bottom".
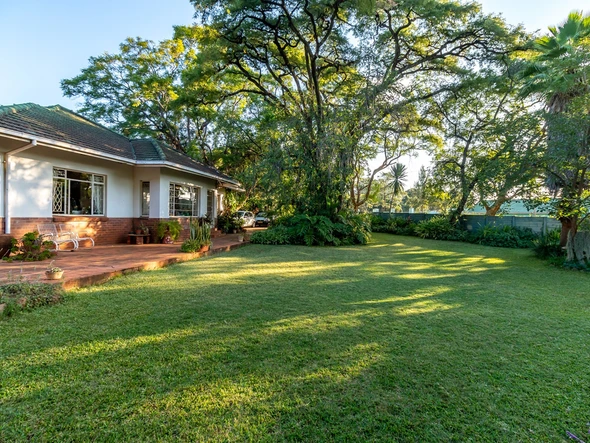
{"left": 522, "top": 11, "right": 590, "bottom": 110}
{"left": 385, "top": 163, "right": 408, "bottom": 213}
{"left": 521, "top": 11, "right": 590, "bottom": 246}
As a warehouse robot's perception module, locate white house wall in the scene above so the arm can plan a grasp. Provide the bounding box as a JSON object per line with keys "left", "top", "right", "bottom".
{"left": 7, "top": 146, "right": 134, "bottom": 218}
{"left": 134, "top": 167, "right": 162, "bottom": 218}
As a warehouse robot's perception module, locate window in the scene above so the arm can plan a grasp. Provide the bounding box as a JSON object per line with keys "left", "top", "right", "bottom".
{"left": 169, "top": 183, "right": 200, "bottom": 217}
{"left": 53, "top": 168, "right": 105, "bottom": 215}
{"left": 141, "top": 182, "right": 150, "bottom": 217}
{"left": 207, "top": 190, "right": 214, "bottom": 218}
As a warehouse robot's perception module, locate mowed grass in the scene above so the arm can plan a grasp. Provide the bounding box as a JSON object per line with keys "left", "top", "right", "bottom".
{"left": 1, "top": 233, "right": 590, "bottom": 442}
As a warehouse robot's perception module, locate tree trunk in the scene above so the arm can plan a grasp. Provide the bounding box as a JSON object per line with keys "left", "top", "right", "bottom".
{"left": 449, "top": 186, "right": 474, "bottom": 225}
{"left": 559, "top": 216, "right": 576, "bottom": 248}
{"left": 484, "top": 197, "right": 508, "bottom": 216}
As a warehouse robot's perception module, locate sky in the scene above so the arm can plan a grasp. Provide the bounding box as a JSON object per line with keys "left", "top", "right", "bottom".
{"left": 0, "top": 0, "right": 196, "bottom": 108}
{"left": 0, "top": 0, "right": 585, "bottom": 183}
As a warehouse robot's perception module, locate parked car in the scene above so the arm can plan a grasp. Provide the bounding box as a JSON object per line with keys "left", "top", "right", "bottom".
{"left": 254, "top": 212, "right": 271, "bottom": 227}
{"left": 235, "top": 210, "right": 256, "bottom": 228}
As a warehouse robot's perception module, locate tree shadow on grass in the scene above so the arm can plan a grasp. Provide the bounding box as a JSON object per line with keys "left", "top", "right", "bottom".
{"left": 1, "top": 235, "right": 589, "bottom": 440}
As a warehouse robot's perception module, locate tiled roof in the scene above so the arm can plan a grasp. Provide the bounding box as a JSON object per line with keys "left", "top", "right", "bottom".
{"left": 0, "top": 103, "right": 240, "bottom": 186}
{"left": 0, "top": 103, "right": 135, "bottom": 160}
{"left": 131, "top": 139, "right": 238, "bottom": 184}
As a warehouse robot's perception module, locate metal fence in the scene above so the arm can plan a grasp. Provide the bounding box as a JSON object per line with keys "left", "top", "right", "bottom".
{"left": 374, "top": 212, "right": 561, "bottom": 234}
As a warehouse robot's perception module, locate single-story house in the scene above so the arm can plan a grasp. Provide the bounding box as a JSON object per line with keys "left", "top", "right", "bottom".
{"left": 0, "top": 103, "right": 241, "bottom": 244}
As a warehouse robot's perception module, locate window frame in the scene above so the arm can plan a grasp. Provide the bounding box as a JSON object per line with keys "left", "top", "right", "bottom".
{"left": 169, "top": 182, "right": 201, "bottom": 217}
{"left": 52, "top": 167, "right": 106, "bottom": 216}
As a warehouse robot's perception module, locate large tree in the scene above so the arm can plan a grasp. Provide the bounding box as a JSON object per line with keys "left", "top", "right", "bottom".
{"left": 187, "top": 0, "right": 520, "bottom": 216}
{"left": 520, "top": 11, "right": 590, "bottom": 246}
{"left": 431, "top": 69, "right": 543, "bottom": 223}
{"left": 62, "top": 36, "right": 200, "bottom": 154}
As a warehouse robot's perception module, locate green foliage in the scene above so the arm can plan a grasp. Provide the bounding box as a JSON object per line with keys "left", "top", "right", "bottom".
{"left": 61, "top": 37, "right": 198, "bottom": 153}
{"left": 250, "top": 225, "right": 294, "bottom": 245}
{"left": 5, "top": 231, "right": 54, "bottom": 262}
{"left": 431, "top": 69, "right": 544, "bottom": 223}
{"left": 180, "top": 239, "right": 202, "bottom": 253}
{"left": 250, "top": 213, "right": 371, "bottom": 247}
{"left": 217, "top": 213, "right": 242, "bottom": 233}
{"left": 563, "top": 259, "right": 590, "bottom": 272}
{"left": 519, "top": 12, "right": 590, "bottom": 242}
{"left": 533, "top": 229, "right": 564, "bottom": 259}
{"left": 374, "top": 215, "right": 557, "bottom": 250}
{"left": 369, "top": 216, "right": 388, "bottom": 232}
{"left": 370, "top": 216, "right": 417, "bottom": 236}
{"left": 387, "top": 217, "right": 416, "bottom": 236}
{"left": 186, "top": 0, "right": 519, "bottom": 216}
{"left": 0, "top": 282, "right": 63, "bottom": 319}
{"left": 414, "top": 216, "right": 464, "bottom": 241}
{"left": 156, "top": 220, "right": 182, "bottom": 241}
{"left": 184, "top": 218, "right": 212, "bottom": 251}
{"left": 471, "top": 225, "right": 538, "bottom": 248}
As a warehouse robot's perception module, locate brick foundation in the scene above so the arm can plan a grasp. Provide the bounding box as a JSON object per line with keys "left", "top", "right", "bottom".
{"left": 137, "top": 218, "right": 192, "bottom": 242}
{"left": 3, "top": 217, "right": 195, "bottom": 246}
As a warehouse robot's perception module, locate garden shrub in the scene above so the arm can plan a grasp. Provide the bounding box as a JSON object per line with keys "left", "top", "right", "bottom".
{"left": 250, "top": 225, "right": 294, "bottom": 245}
{"left": 251, "top": 213, "right": 371, "bottom": 246}
{"left": 370, "top": 216, "right": 416, "bottom": 235}
{"left": 385, "top": 217, "right": 416, "bottom": 236}
{"left": 0, "top": 282, "right": 64, "bottom": 319}
{"left": 414, "top": 216, "right": 464, "bottom": 241}
{"left": 217, "top": 213, "right": 242, "bottom": 233}
{"left": 370, "top": 215, "right": 389, "bottom": 232}
{"left": 6, "top": 231, "right": 53, "bottom": 262}
{"left": 155, "top": 220, "right": 182, "bottom": 241}
{"left": 180, "top": 239, "right": 202, "bottom": 252}
{"left": 372, "top": 213, "right": 557, "bottom": 252}
{"left": 471, "top": 225, "right": 539, "bottom": 248}
{"left": 337, "top": 213, "right": 372, "bottom": 245}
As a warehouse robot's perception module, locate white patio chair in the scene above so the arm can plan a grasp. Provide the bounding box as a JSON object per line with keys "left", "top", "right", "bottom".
{"left": 37, "top": 224, "right": 78, "bottom": 251}
{"left": 58, "top": 223, "right": 95, "bottom": 248}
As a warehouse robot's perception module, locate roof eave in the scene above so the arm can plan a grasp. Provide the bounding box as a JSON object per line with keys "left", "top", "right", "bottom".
{"left": 136, "top": 160, "right": 242, "bottom": 187}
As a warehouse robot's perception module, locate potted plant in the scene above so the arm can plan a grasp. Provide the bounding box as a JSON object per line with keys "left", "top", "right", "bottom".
{"left": 198, "top": 222, "right": 212, "bottom": 252}
{"left": 156, "top": 220, "right": 182, "bottom": 244}
{"left": 45, "top": 261, "right": 64, "bottom": 280}
{"left": 181, "top": 219, "right": 212, "bottom": 252}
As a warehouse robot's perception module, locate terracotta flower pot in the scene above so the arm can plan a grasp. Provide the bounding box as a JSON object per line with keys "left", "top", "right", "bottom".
{"left": 199, "top": 244, "right": 210, "bottom": 253}
{"left": 45, "top": 271, "right": 64, "bottom": 280}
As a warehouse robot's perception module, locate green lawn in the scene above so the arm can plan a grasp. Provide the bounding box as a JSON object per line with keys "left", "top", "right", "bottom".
{"left": 1, "top": 234, "right": 589, "bottom": 442}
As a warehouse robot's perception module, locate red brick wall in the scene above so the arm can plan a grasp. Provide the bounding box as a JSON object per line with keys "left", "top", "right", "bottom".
{"left": 4, "top": 217, "right": 192, "bottom": 245}
{"left": 6, "top": 217, "right": 132, "bottom": 246}
{"left": 137, "top": 218, "right": 191, "bottom": 242}
{"left": 10, "top": 217, "right": 53, "bottom": 238}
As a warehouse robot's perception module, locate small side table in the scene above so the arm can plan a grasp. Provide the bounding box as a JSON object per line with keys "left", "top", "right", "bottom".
{"left": 127, "top": 234, "right": 150, "bottom": 245}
